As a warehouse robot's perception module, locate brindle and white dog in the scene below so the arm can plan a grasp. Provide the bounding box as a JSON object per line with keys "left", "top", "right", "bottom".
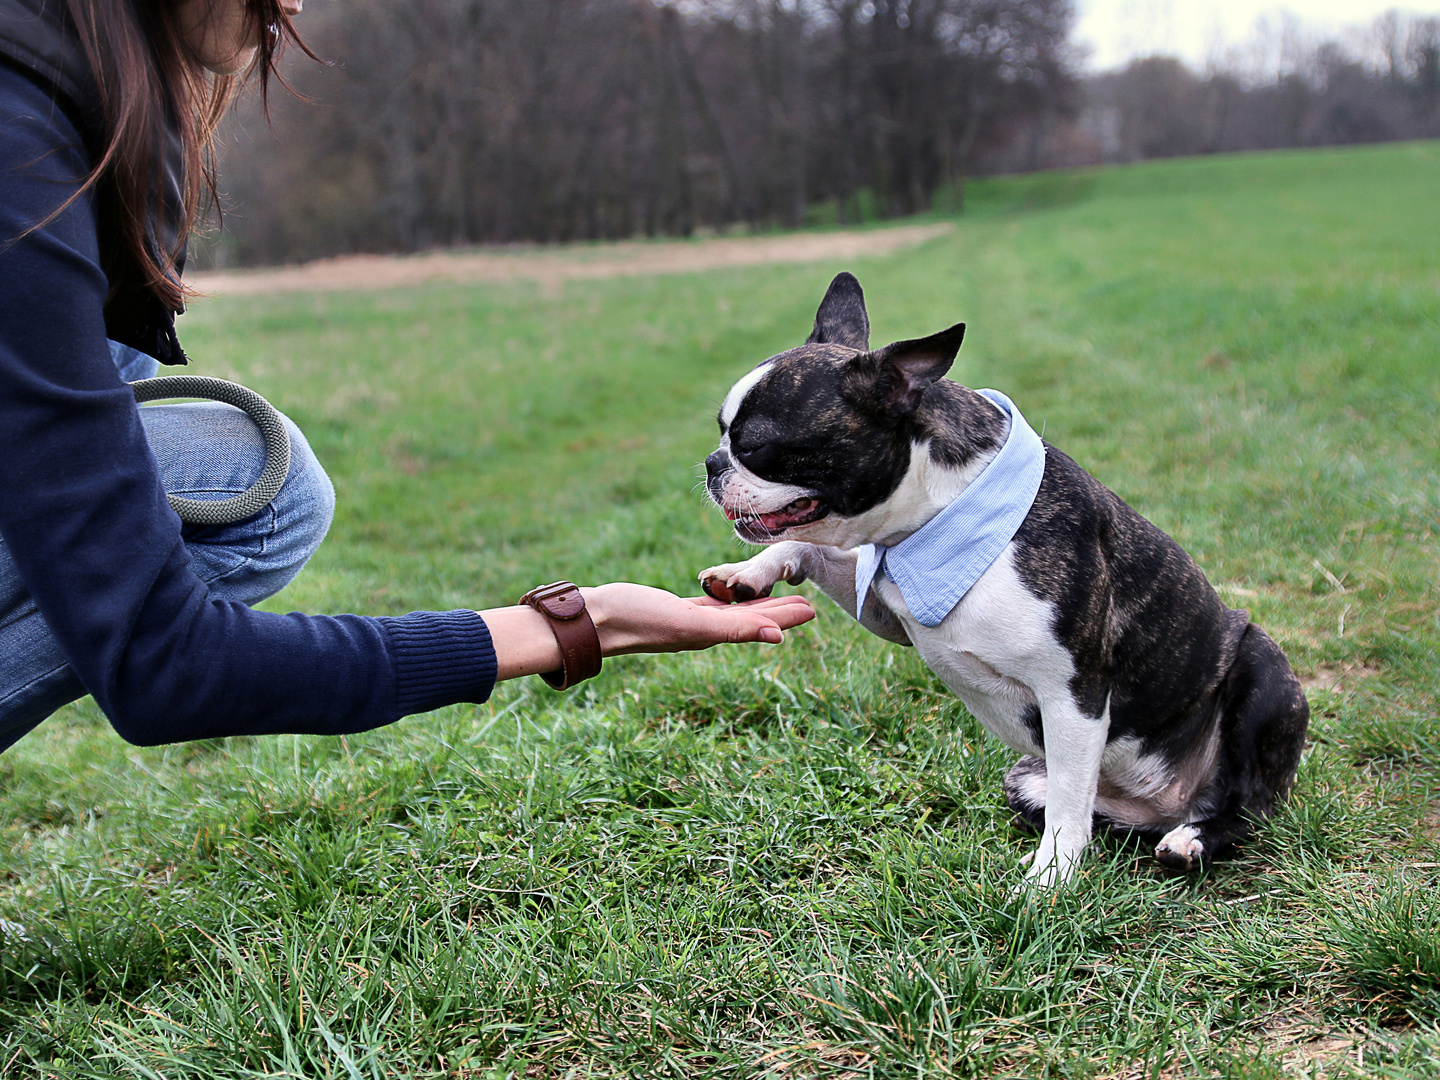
{"left": 700, "top": 273, "right": 1309, "bottom": 887}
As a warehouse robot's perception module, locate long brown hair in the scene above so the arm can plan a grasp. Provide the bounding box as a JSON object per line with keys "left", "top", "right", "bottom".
{"left": 63, "top": 0, "right": 313, "bottom": 308}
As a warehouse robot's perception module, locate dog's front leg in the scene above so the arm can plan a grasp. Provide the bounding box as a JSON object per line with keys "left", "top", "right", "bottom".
{"left": 1024, "top": 694, "right": 1110, "bottom": 888}
{"left": 700, "top": 541, "right": 811, "bottom": 603}
{"left": 701, "top": 543, "right": 910, "bottom": 645}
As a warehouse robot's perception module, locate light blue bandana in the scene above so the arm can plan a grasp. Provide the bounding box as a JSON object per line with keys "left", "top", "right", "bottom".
{"left": 854, "top": 389, "right": 1046, "bottom": 627}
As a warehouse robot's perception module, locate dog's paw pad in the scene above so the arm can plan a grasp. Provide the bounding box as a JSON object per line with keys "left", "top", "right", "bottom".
{"left": 1155, "top": 825, "right": 1206, "bottom": 872}
{"left": 699, "top": 564, "right": 777, "bottom": 604}
{"left": 699, "top": 567, "right": 738, "bottom": 602}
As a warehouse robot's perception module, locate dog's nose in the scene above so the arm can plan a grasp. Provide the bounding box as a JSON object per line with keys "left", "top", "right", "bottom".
{"left": 705, "top": 450, "right": 729, "bottom": 481}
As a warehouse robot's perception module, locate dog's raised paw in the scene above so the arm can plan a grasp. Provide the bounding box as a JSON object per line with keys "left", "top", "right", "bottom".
{"left": 1154, "top": 824, "right": 1206, "bottom": 872}
{"left": 699, "top": 565, "right": 740, "bottom": 603}
{"left": 699, "top": 563, "right": 775, "bottom": 604}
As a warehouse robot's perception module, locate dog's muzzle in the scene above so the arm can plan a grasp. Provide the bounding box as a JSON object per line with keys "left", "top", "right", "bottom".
{"left": 705, "top": 447, "right": 828, "bottom": 542}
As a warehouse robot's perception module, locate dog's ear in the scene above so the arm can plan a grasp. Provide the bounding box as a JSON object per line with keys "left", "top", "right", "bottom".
{"left": 841, "top": 322, "right": 966, "bottom": 418}
{"left": 807, "top": 272, "right": 870, "bottom": 350}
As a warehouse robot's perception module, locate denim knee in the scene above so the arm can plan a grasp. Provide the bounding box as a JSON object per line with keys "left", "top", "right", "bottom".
{"left": 0, "top": 382, "right": 336, "bottom": 752}
{"left": 141, "top": 402, "right": 335, "bottom": 607}
{"left": 236, "top": 411, "right": 335, "bottom": 603}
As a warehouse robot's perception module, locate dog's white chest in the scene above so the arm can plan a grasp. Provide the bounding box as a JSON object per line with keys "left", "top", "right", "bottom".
{"left": 871, "top": 545, "right": 1071, "bottom": 756}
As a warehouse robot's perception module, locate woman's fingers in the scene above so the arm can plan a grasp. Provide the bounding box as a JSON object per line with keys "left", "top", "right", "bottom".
{"left": 686, "top": 593, "right": 811, "bottom": 615}
{"left": 685, "top": 595, "right": 815, "bottom": 645}
{"left": 584, "top": 582, "right": 815, "bottom": 655}
{"left": 682, "top": 595, "right": 815, "bottom": 639}
{"left": 688, "top": 594, "right": 815, "bottom": 629}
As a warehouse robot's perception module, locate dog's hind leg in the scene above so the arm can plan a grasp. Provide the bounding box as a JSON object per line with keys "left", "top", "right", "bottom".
{"left": 1154, "top": 624, "right": 1309, "bottom": 871}
{"left": 1005, "top": 756, "right": 1173, "bottom": 847}
{"left": 1004, "top": 755, "right": 1049, "bottom": 833}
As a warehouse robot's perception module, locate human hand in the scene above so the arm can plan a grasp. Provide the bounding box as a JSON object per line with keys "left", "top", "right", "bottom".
{"left": 484, "top": 582, "right": 815, "bottom": 682}
{"left": 582, "top": 582, "right": 815, "bottom": 655}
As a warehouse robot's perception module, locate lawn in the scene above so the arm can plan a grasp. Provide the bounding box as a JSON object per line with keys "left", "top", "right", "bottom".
{"left": 2, "top": 141, "right": 1438, "bottom": 1077}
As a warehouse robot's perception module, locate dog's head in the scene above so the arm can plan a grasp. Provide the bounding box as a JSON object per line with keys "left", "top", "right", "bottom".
{"left": 706, "top": 272, "right": 1005, "bottom": 549}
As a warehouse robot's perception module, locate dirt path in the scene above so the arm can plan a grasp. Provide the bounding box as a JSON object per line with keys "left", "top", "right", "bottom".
{"left": 188, "top": 222, "right": 954, "bottom": 296}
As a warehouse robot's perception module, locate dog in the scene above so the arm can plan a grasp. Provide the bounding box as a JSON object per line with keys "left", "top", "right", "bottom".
{"left": 699, "top": 272, "right": 1309, "bottom": 887}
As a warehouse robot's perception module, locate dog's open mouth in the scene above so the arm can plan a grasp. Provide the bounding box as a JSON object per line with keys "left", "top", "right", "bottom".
{"left": 724, "top": 496, "right": 828, "bottom": 541}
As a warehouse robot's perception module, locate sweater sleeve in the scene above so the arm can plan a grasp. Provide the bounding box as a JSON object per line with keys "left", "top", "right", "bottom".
{"left": 0, "top": 63, "right": 497, "bottom": 745}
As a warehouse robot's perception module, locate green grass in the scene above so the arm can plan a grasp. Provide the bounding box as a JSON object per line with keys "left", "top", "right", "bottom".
{"left": 2, "top": 140, "right": 1438, "bottom": 1076}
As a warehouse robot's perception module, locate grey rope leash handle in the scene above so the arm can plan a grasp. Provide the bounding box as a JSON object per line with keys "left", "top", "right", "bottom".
{"left": 130, "top": 376, "right": 291, "bottom": 526}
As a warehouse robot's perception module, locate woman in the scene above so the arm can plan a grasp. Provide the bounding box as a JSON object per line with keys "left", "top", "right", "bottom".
{"left": 0, "top": 0, "right": 812, "bottom": 752}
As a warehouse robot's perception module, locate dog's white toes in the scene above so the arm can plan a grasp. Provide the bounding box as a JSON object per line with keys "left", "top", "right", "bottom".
{"left": 1155, "top": 824, "right": 1206, "bottom": 872}
{"left": 1013, "top": 862, "right": 1065, "bottom": 895}
{"left": 1016, "top": 834, "right": 1089, "bottom": 891}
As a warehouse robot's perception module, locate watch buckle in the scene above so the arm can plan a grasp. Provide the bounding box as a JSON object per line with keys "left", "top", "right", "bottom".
{"left": 523, "top": 580, "right": 585, "bottom": 619}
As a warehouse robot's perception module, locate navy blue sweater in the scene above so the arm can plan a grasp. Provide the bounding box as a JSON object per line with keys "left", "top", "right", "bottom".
{"left": 0, "top": 63, "right": 497, "bottom": 745}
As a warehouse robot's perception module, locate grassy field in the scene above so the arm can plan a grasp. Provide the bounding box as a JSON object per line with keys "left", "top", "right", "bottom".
{"left": 2, "top": 141, "right": 1438, "bottom": 1077}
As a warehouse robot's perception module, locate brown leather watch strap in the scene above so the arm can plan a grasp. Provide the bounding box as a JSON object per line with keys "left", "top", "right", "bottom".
{"left": 518, "top": 581, "right": 603, "bottom": 691}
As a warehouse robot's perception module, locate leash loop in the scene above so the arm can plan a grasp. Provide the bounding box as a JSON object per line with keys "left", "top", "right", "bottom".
{"left": 130, "top": 376, "right": 292, "bottom": 525}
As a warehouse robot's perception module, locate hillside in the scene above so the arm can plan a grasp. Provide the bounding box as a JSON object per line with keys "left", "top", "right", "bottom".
{"left": 4, "top": 142, "right": 1438, "bottom": 1076}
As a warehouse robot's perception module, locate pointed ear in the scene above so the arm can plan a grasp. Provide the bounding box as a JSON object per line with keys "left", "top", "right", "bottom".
{"left": 841, "top": 322, "right": 966, "bottom": 417}
{"left": 807, "top": 272, "right": 870, "bottom": 350}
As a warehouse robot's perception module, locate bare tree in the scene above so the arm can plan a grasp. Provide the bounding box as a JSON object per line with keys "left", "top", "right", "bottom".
{"left": 210, "top": 0, "right": 1077, "bottom": 265}
{"left": 1046, "top": 11, "right": 1440, "bottom": 174}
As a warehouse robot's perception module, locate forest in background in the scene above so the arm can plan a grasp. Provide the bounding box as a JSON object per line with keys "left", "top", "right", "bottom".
{"left": 1000, "top": 8, "right": 1440, "bottom": 172}
{"left": 208, "top": 1, "right": 1440, "bottom": 267}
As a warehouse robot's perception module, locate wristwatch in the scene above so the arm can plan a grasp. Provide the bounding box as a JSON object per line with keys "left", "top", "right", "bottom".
{"left": 517, "top": 581, "right": 603, "bottom": 690}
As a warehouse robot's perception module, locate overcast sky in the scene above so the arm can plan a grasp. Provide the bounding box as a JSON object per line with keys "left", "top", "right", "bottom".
{"left": 1074, "top": 0, "right": 1440, "bottom": 71}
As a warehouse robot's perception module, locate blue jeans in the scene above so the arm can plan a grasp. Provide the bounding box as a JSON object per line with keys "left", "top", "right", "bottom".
{"left": 0, "top": 344, "right": 336, "bottom": 753}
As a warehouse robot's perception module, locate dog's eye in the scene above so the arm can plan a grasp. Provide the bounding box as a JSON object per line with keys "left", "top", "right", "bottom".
{"left": 734, "top": 442, "right": 777, "bottom": 472}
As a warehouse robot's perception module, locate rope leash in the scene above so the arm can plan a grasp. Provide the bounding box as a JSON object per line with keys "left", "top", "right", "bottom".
{"left": 130, "top": 376, "right": 291, "bottom": 526}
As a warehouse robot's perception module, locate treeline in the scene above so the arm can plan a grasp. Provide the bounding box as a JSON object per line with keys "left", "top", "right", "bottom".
{"left": 213, "top": 0, "right": 1075, "bottom": 265}
{"left": 210, "top": 4, "right": 1440, "bottom": 267}
{"left": 995, "top": 11, "right": 1440, "bottom": 171}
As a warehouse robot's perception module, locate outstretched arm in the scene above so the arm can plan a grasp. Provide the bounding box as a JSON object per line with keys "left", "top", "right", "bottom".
{"left": 485, "top": 584, "right": 816, "bottom": 681}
